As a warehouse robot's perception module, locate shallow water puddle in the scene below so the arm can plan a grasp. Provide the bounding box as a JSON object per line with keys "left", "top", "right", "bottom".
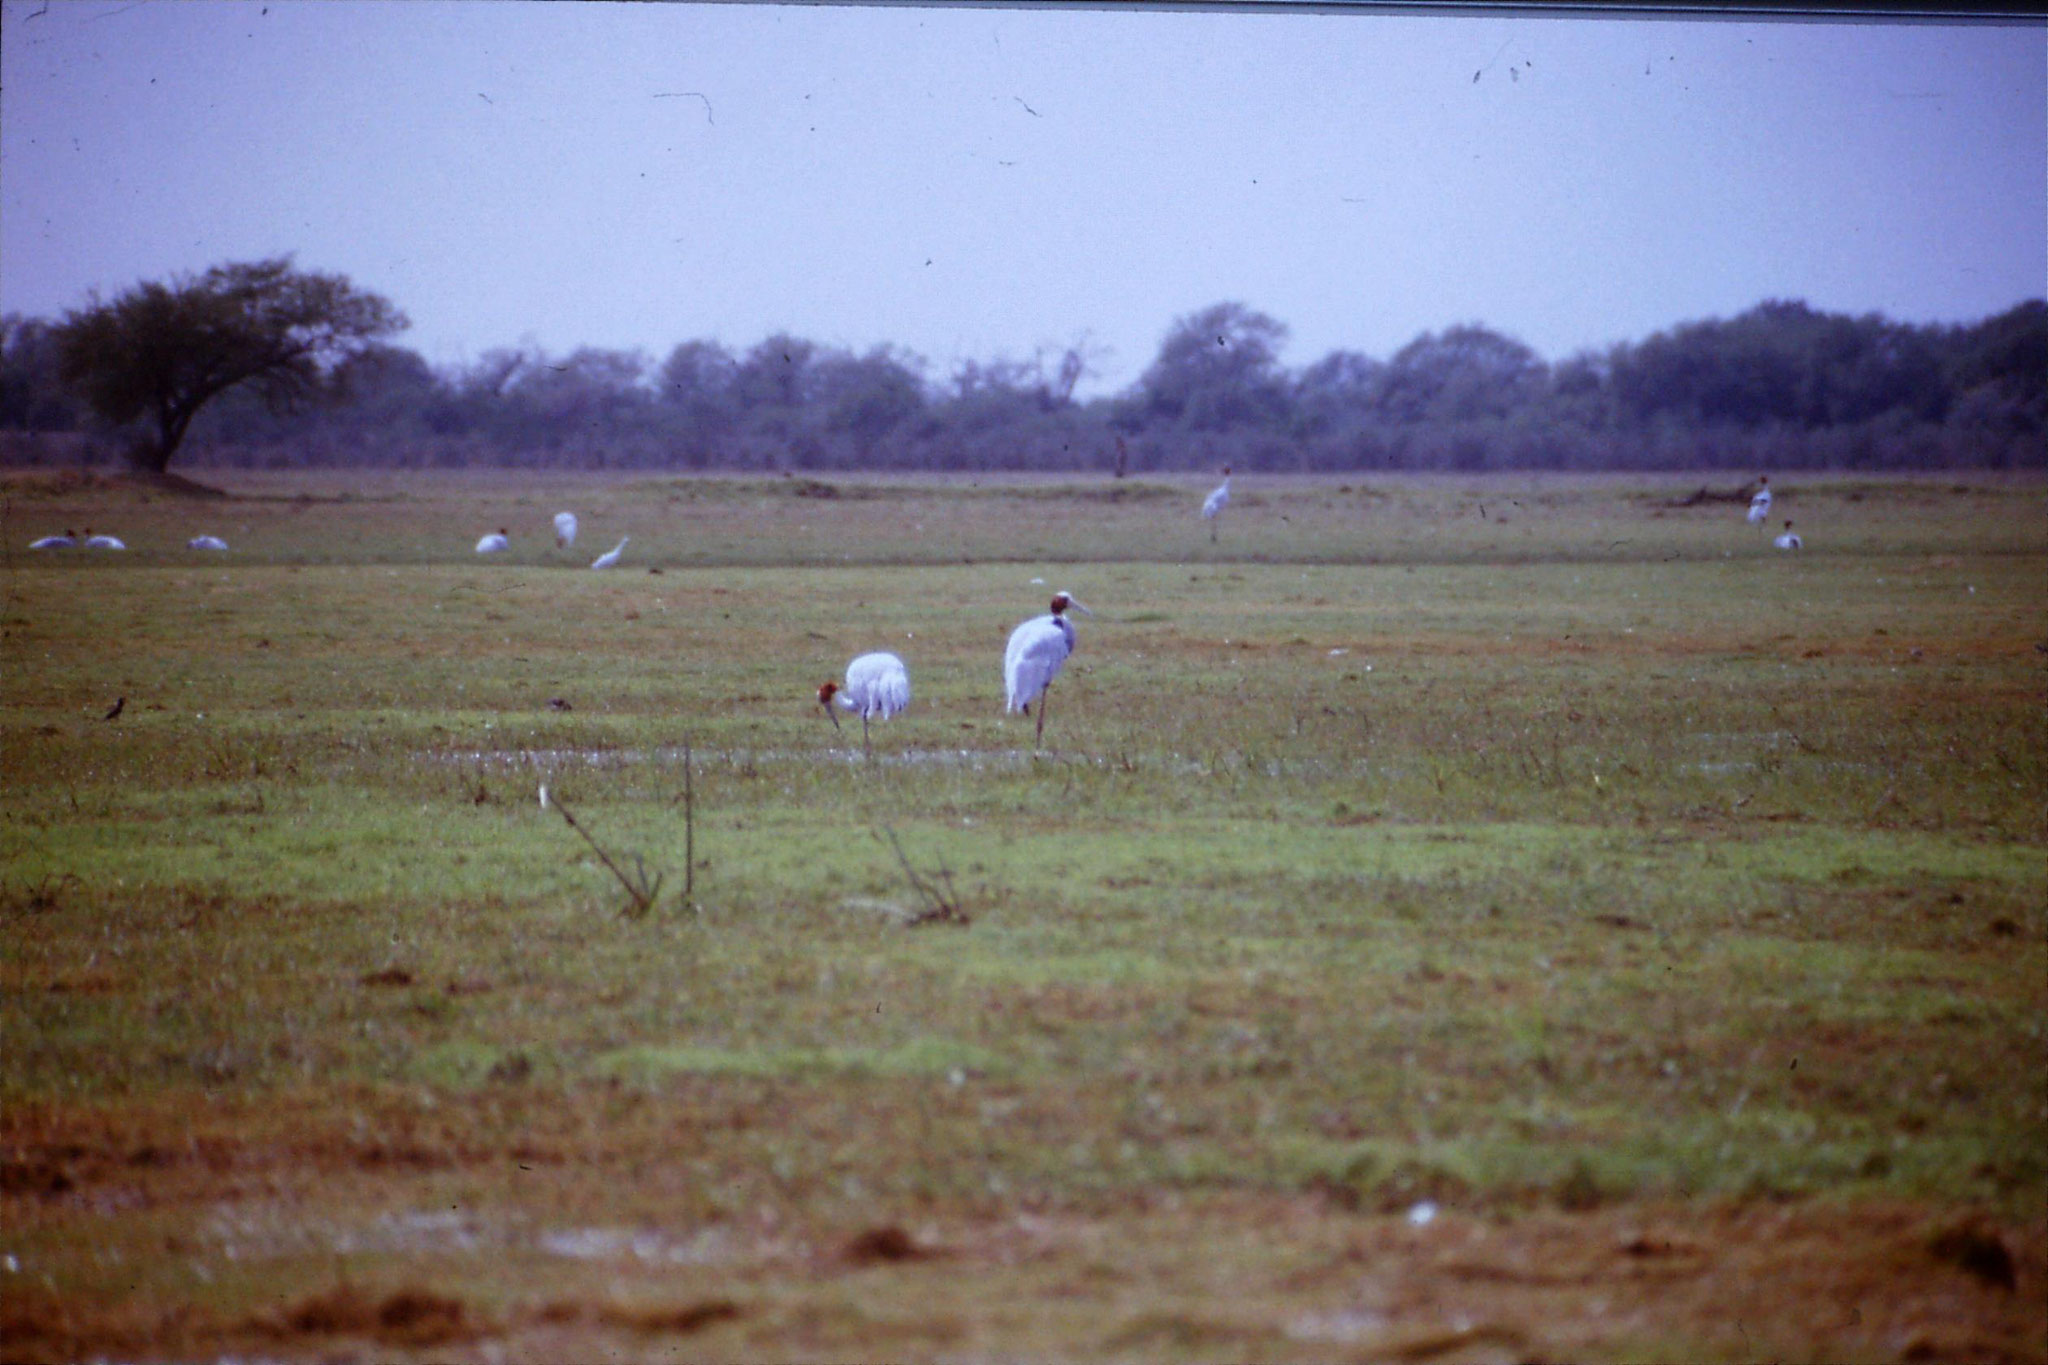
{"left": 535, "top": 1224, "right": 740, "bottom": 1265}
{"left": 204, "top": 1204, "right": 754, "bottom": 1266}
{"left": 419, "top": 744, "right": 1403, "bottom": 781}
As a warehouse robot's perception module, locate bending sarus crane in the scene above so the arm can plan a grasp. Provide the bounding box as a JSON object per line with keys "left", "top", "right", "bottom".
{"left": 1774, "top": 520, "right": 1802, "bottom": 551}
{"left": 476, "top": 528, "right": 510, "bottom": 554}
{"left": 1005, "top": 591, "right": 1092, "bottom": 747}
{"left": 591, "top": 536, "right": 629, "bottom": 569}
{"left": 818, "top": 651, "right": 911, "bottom": 756}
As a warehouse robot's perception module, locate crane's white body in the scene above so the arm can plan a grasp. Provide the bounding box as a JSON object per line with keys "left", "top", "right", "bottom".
{"left": 1775, "top": 521, "right": 1802, "bottom": 551}
{"left": 476, "top": 530, "right": 510, "bottom": 554}
{"left": 554, "top": 511, "right": 578, "bottom": 547}
{"left": 187, "top": 535, "right": 229, "bottom": 551}
{"left": 591, "top": 536, "right": 629, "bottom": 569}
{"left": 1005, "top": 592, "right": 1092, "bottom": 745}
{"left": 1202, "top": 474, "right": 1231, "bottom": 521}
{"left": 1747, "top": 479, "right": 1772, "bottom": 524}
{"left": 29, "top": 533, "right": 75, "bottom": 550}
{"left": 1005, "top": 614, "right": 1075, "bottom": 713}
{"left": 820, "top": 651, "right": 911, "bottom": 754}
{"left": 837, "top": 652, "right": 911, "bottom": 721}
{"left": 1201, "top": 469, "right": 1232, "bottom": 542}
{"left": 84, "top": 534, "right": 125, "bottom": 550}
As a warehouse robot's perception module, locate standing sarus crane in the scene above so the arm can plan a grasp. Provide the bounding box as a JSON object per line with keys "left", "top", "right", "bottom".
{"left": 1005, "top": 591, "right": 1093, "bottom": 748}
{"left": 554, "top": 511, "right": 579, "bottom": 548}
{"left": 818, "top": 651, "right": 911, "bottom": 756}
{"left": 1747, "top": 477, "right": 1772, "bottom": 525}
{"left": 1202, "top": 467, "right": 1232, "bottom": 542}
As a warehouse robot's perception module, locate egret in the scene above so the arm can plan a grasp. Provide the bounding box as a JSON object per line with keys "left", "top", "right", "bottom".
{"left": 591, "top": 536, "right": 629, "bottom": 569}
{"left": 1774, "top": 520, "right": 1802, "bottom": 551}
{"left": 29, "top": 530, "right": 76, "bottom": 550}
{"left": 476, "top": 528, "right": 510, "bottom": 554}
{"left": 554, "top": 511, "right": 579, "bottom": 548}
{"left": 1747, "top": 477, "right": 1772, "bottom": 525}
{"left": 1005, "top": 591, "right": 1093, "bottom": 747}
{"left": 818, "top": 651, "right": 911, "bottom": 756}
{"left": 1201, "top": 467, "right": 1232, "bottom": 541}
{"left": 188, "top": 535, "right": 229, "bottom": 551}
{"left": 83, "top": 532, "right": 125, "bottom": 550}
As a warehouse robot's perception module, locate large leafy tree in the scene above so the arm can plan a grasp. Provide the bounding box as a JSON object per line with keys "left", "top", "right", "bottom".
{"left": 54, "top": 257, "right": 406, "bottom": 474}
{"left": 1135, "top": 302, "right": 1291, "bottom": 431}
{"left": 1374, "top": 324, "right": 1545, "bottom": 425}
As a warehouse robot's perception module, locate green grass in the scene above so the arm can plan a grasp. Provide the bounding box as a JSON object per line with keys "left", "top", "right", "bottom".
{"left": 2, "top": 468, "right": 2044, "bottom": 1361}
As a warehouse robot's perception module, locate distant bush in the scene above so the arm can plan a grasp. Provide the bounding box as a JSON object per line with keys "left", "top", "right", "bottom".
{"left": 5, "top": 296, "right": 2040, "bottom": 473}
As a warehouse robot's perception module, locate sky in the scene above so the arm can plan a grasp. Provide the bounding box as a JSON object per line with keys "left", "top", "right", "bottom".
{"left": 2, "top": 0, "right": 2042, "bottom": 398}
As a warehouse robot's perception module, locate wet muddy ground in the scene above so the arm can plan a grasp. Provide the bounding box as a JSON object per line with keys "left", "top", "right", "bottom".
{"left": 5, "top": 1091, "right": 2042, "bottom": 1363}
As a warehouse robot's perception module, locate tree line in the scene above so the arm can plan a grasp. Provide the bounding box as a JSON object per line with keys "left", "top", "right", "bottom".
{"left": 2, "top": 258, "right": 2041, "bottom": 476}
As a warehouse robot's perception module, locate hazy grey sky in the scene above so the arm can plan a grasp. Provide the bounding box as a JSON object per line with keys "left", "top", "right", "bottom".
{"left": 3, "top": 1, "right": 2042, "bottom": 396}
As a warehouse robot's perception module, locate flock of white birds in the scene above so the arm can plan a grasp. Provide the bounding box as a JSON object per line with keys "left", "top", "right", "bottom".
{"left": 26, "top": 471, "right": 1800, "bottom": 750}
{"left": 29, "top": 527, "right": 228, "bottom": 551}
{"left": 473, "top": 512, "right": 630, "bottom": 570}
{"left": 1746, "top": 476, "right": 1804, "bottom": 550}
{"left": 457, "top": 506, "right": 1099, "bottom": 749}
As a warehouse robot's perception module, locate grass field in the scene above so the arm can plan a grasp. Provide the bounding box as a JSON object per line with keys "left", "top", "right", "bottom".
{"left": 2, "top": 467, "right": 2044, "bottom": 1363}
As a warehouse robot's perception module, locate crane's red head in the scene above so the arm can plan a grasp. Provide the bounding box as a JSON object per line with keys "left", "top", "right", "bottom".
{"left": 1049, "top": 591, "right": 1093, "bottom": 617}
{"left": 817, "top": 680, "right": 840, "bottom": 707}
{"left": 1221, "top": 466, "right": 1232, "bottom": 476}
{"left": 1784, "top": 519, "right": 1793, "bottom": 528}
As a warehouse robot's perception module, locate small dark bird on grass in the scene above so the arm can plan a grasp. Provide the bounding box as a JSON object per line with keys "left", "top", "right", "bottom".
{"left": 103, "top": 697, "right": 125, "bottom": 721}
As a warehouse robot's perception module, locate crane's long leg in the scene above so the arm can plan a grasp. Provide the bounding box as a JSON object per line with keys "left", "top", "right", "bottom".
{"left": 1210, "top": 520, "right": 1218, "bottom": 544}
{"left": 862, "top": 712, "right": 872, "bottom": 759}
{"left": 1035, "top": 685, "right": 1049, "bottom": 747}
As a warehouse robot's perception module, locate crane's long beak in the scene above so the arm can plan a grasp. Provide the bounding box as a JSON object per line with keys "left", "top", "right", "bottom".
{"left": 1067, "top": 597, "right": 1094, "bottom": 617}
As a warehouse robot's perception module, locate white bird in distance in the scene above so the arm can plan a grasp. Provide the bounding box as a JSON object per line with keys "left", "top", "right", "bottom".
{"left": 187, "top": 535, "right": 229, "bottom": 551}
{"left": 1747, "top": 477, "right": 1772, "bottom": 525}
{"left": 1005, "top": 591, "right": 1093, "bottom": 748}
{"left": 476, "top": 528, "right": 510, "bottom": 554}
{"left": 591, "top": 536, "right": 629, "bottom": 569}
{"left": 29, "top": 530, "right": 76, "bottom": 549}
{"left": 83, "top": 531, "right": 126, "bottom": 550}
{"left": 1202, "top": 467, "right": 1232, "bottom": 541}
{"left": 1775, "top": 520, "right": 1802, "bottom": 551}
{"left": 818, "top": 651, "right": 911, "bottom": 756}
{"left": 554, "top": 511, "right": 578, "bottom": 548}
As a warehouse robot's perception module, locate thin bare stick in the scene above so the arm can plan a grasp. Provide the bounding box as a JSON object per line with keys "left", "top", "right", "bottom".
{"left": 878, "top": 826, "right": 970, "bottom": 927}
{"left": 541, "top": 785, "right": 662, "bottom": 917}
{"left": 683, "top": 740, "right": 696, "bottom": 908}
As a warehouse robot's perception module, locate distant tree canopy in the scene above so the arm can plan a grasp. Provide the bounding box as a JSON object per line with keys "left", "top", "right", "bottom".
{"left": 5, "top": 278, "right": 2042, "bottom": 474}
{"left": 49, "top": 257, "right": 406, "bottom": 475}
{"left": 1131, "top": 302, "right": 1292, "bottom": 433}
